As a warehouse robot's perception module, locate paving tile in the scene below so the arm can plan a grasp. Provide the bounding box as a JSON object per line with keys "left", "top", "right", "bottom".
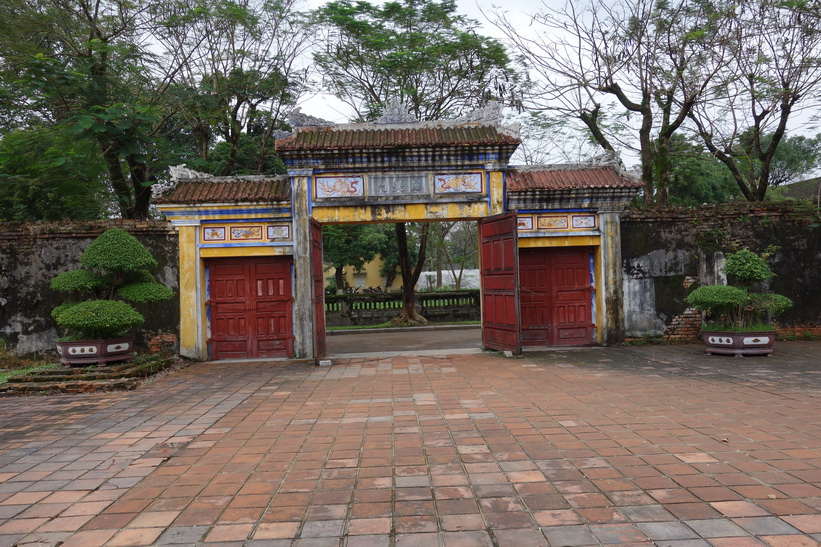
{"left": 781, "top": 515, "right": 821, "bottom": 534}
{"left": 441, "top": 530, "right": 493, "bottom": 546}
{"left": 712, "top": 501, "right": 771, "bottom": 518}
{"left": 759, "top": 535, "right": 820, "bottom": 547}
{"left": 636, "top": 521, "right": 699, "bottom": 540}
{"left": 685, "top": 518, "right": 750, "bottom": 538}
{"left": 440, "top": 513, "right": 485, "bottom": 531}
{"left": 344, "top": 535, "right": 390, "bottom": 547}
{"left": 107, "top": 527, "right": 165, "bottom": 546}
{"left": 394, "top": 532, "right": 439, "bottom": 546}
{"left": 346, "top": 518, "right": 391, "bottom": 535}
{"left": 541, "top": 524, "right": 598, "bottom": 546}
{"left": 589, "top": 523, "right": 649, "bottom": 543}
{"left": 154, "top": 525, "right": 210, "bottom": 544}
{"left": 732, "top": 516, "right": 801, "bottom": 536}
{"left": 2, "top": 347, "right": 821, "bottom": 547}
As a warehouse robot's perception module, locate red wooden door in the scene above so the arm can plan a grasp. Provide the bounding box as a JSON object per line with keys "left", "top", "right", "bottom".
{"left": 311, "top": 219, "right": 326, "bottom": 361}
{"left": 519, "top": 247, "right": 594, "bottom": 346}
{"left": 520, "top": 249, "right": 550, "bottom": 346}
{"left": 551, "top": 248, "right": 594, "bottom": 345}
{"left": 209, "top": 257, "right": 294, "bottom": 359}
{"left": 479, "top": 213, "right": 522, "bottom": 354}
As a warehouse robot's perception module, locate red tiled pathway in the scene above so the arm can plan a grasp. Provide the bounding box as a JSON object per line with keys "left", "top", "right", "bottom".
{"left": 1, "top": 342, "right": 820, "bottom": 546}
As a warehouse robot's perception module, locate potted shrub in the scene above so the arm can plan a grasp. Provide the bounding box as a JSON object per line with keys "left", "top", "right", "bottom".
{"left": 686, "top": 248, "right": 793, "bottom": 357}
{"left": 50, "top": 229, "right": 175, "bottom": 366}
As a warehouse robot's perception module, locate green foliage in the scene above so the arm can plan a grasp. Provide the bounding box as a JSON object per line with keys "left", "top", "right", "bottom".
{"left": 51, "top": 229, "right": 174, "bottom": 340}
{"left": 50, "top": 302, "right": 77, "bottom": 324}
{"left": 724, "top": 249, "right": 774, "bottom": 284}
{"left": 117, "top": 282, "right": 175, "bottom": 303}
{"left": 0, "top": 126, "right": 110, "bottom": 221}
{"left": 686, "top": 285, "right": 748, "bottom": 315}
{"left": 0, "top": 0, "right": 309, "bottom": 220}
{"left": 747, "top": 293, "right": 793, "bottom": 317}
{"left": 323, "top": 224, "right": 386, "bottom": 271}
{"left": 80, "top": 229, "right": 158, "bottom": 273}
{"left": 50, "top": 270, "right": 106, "bottom": 294}
{"left": 311, "top": 0, "right": 524, "bottom": 121}
{"left": 686, "top": 248, "right": 793, "bottom": 330}
{"left": 54, "top": 300, "right": 145, "bottom": 340}
{"left": 667, "top": 135, "right": 741, "bottom": 206}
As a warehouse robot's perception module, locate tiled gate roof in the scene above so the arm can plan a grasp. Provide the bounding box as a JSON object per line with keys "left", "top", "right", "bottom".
{"left": 506, "top": 166, "right": 641, "bottom": 191}
{"left": 154, "top": 176, "right": 290, "bottom": 204}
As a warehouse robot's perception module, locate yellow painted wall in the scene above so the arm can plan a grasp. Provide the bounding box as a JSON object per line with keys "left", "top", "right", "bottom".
{"left": 311, "top": 202, "right": 490, "bottom": 224}
{"left": 324, "top": 256, "right": 402, "bottom": 292}
{"left": 177, "top": 225, "right": 203, "bottom": 359}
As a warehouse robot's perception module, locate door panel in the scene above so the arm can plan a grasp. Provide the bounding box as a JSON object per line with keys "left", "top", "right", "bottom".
{"left": 208, "top": 257, "right": 294, "bottom": 359}
{"left": 519, "top": 247, "right": 594, "bottom": 346}
{"left": 551, "top": 248, "right": 594, "bottom": 345}
{"left": 519, "top": 249, "right": 550, "bottom": 345}
{"left": 479, "top": 213, "right": 521, "bottom": 353}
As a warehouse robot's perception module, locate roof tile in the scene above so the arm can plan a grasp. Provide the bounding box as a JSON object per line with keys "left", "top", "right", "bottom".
{"left": 276, "top": 124, "right": 520, "bottom": 151}
{"left": 506, "top": 167, "right": 641, "bottom": 191}
{"left": 154, "top": 176, "right": 290, "bottom": 204}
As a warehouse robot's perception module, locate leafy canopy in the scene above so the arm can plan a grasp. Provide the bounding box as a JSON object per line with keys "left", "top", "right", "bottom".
{"left": 312, "top": 0, "right": 523, "bottom": 121}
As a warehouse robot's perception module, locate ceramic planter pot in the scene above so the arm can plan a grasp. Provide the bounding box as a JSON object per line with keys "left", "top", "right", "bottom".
{"left": 55, "top": 337, "right": 135, "bottom": 366}
{"left": 700, "top": 330, "right": 776, "bottom": 357}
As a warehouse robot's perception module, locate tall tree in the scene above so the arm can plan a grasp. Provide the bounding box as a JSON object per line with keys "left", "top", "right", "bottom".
{"left": 0, "top": 0, "right": 311, "bottom": 219}
{"left": 687, "top": 0, "right": 821, "bottom": 201}
{"left": 0, "top": 0, "right": 175, "bottom": 219}
{"left": 155, "top": 0, "right": 313, "bottom": 175}
{"left": 311, "top": 0, "right": 524, "bottom": 324}
{"left": 494, "top": 0, "right": 728, "bottom": 205}
{"left": 312, "top": 0, "right": 524, "bottom": 121}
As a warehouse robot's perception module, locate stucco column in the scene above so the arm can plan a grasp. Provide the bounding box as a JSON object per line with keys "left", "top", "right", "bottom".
{"left": 486, "top": 163, "right": 505, "bottom": 215}
{"left": 291, "top": 168, "right": 314, "bottom": 359}
{"left": 174, "top": 220, "right": 206, "bottom": 359}
{"left": 597, "top": 209, "right": 625, "bottom": 345}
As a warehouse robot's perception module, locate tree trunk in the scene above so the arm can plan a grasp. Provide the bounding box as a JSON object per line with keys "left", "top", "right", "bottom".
{"left": 127, "top": 155, "right": 152, "bottom": 220}
{"left": 335, "top": 266, "right": 345, "bottom": 295}
{"left": 99, "top": 141, "right": 134, "bottom": 219}
{"left": 436, "top": 247, "right": 443, "bottom": 289}
{"left": 390, "top": 222, "right": 429, "bottom": 326}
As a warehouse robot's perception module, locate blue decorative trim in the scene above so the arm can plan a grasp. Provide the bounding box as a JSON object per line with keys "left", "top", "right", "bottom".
{"left": 514, "top": 208, "right": 593, "bottom": 214}
{"left": 200, "top": 242, "right": 294, "bottom": 248}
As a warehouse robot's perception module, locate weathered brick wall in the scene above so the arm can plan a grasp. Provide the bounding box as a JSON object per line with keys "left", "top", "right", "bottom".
{"left": 0, "top": 220, "right": 179, "bottom": 356}
{"left": 621, "top": 202, "right": 821, "bottom": 341}
{"left": 2, "top": 204, "right": 818, "bottom": 355}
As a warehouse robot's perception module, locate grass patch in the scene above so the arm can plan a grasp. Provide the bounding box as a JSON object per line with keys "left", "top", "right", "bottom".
{"left": 0, "top": 362, "right": 61, "bottom": 386}
{"left": 327, "top": 320, "right": 480, "bottom": 331}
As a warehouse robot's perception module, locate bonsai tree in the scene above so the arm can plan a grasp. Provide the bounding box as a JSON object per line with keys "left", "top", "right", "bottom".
{"left": 686, "top": 248, "right": 793, "bottom": 331}
{"left": 51, "top": 229, "right": 174, "bottom": 340}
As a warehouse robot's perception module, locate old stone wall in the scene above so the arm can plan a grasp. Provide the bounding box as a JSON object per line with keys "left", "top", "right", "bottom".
{"left": 621, "top": 202, "right": 821, "bottom": 340}
{"left": 2, "top": 204, "right": 818, "bottom": 356}
{"left": 0, "top": 221, "right": 179, "bottom": 356}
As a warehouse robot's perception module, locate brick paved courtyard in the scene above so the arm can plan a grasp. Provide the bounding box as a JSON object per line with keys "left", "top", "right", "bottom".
{"left": 1, "top": 342, "right": 820, "bottom": 546}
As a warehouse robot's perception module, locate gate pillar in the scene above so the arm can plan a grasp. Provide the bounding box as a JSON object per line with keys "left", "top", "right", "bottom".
{"left": 598, "top": 208, "right": 626, "bottom": 344}
{"left": 291, "top": 168, "right": 316, "bottom": 359}
{"left": 176, "top": 221, "right": 207, "bottom": 360}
